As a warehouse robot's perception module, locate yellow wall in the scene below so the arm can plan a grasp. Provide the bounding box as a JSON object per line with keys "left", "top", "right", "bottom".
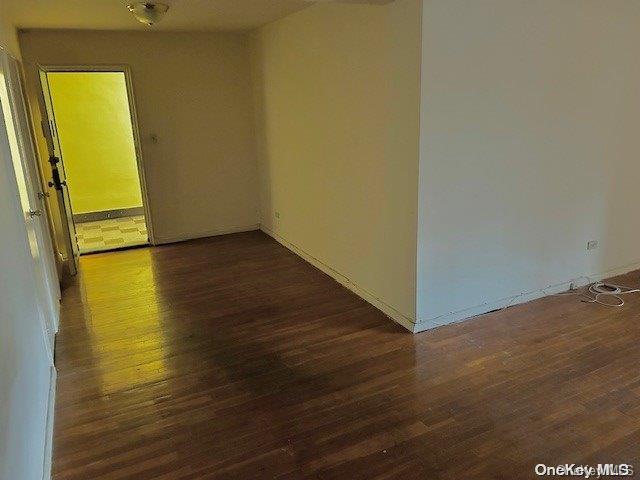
{"left": 47, "top": 72, "right": 142, "bottom": 214}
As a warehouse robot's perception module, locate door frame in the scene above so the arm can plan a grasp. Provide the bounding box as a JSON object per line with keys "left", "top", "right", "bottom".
{"left": 0, "top": 49, "right": 58, "bottom": 360}
{"left": 0, "top": 50, "right": 61, "bottom": 344}
{"left": 38, "top": 64, "right": 156, "bottom": 246}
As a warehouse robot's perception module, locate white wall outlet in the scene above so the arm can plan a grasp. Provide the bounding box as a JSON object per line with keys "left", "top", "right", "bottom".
{"left": 587, "top": 240, "right": 598, "bottom": 251}
{"left": 275, "top": 211, "right": 280, "bottom": 219}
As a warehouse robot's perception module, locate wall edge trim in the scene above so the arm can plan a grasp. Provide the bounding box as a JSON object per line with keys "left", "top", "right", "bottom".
{"left": 414, "top": 259, "right": 640, "bottom": 333}
{"left": 260, "top": 225, "right": 416, "bottom": 333}
{"left": 42, "top": 366, "right": 57, "bottom": 480}
{"left": 154, "top": 224, "right": 260, "bottom": 245}
{"left": 72, "top": 206, "right": 145, "bottom": 223}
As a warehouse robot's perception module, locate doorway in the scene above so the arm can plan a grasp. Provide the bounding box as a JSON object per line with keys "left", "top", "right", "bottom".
{"left": 39, "top": 68, "right": 152, "bottom": 258}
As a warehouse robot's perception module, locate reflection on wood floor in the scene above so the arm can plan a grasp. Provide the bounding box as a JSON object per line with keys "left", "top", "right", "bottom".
{"left": 54, "top": 231, "right": 640, "bottom": 479}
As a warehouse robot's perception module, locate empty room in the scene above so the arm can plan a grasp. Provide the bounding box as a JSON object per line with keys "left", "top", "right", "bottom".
{"left": 1, "top": 1, "right": 639, "bottom": 479}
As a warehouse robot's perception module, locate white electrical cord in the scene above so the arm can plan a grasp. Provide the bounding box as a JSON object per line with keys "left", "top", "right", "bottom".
{"left": 580, "top": 282, "right": 640, "bottom": 307}
{"left": 499, "top": 277, "right": 639, "bottom": 312}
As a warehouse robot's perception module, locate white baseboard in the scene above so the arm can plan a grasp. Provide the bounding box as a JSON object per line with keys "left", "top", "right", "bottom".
{"left": 42, "top": 366, "right": 57, "bottom": 480}
{"left": 260, "top": 225, "right": 416, "bottom": 332}
{"left": 154, "top": 224, "right": 260, "bottom": 245}
{"left": 414, "top": 259, "right": 640, "bottom": 333}
{"left": 53, "top": 299, "right": 60, "bottom": 334}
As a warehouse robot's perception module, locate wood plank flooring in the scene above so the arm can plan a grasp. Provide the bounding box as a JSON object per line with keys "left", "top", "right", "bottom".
{"left": 54, "top": 231, "right": 640, "bottom": 479}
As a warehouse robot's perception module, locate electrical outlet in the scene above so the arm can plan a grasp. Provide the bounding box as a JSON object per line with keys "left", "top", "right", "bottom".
{"left": 275, "top": 211, "right": 280, "bottom": 219}
{"left": 587, "top": 240, "right": 598, "bottom": 251}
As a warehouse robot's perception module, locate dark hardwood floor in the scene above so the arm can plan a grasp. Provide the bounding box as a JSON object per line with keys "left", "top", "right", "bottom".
{"left": 54, "top": 231, "right": 640, "bottom": 479}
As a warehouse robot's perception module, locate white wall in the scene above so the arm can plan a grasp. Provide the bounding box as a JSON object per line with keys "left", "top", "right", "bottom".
{"left": 19, "top": 30, "right": 259, "bottom": 244}
{"left": 0, "top": 2, "right": 19, "bottom": 57}
{"left": 251, "top": 0, "right": 422, "bottom": 328}
{"left": 0, "top": 23, "right": 53, "bottom": 480}
{"left": 417, "top": 0, "right": 640, "bottom": 329}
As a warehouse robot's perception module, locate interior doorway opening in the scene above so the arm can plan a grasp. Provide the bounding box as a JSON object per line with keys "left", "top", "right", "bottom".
{"left": 39, "top": 68, "right": 152, "bottom": 257}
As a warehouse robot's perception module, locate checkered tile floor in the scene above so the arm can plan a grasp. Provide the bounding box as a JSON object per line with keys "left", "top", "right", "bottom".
{"left": 75, "top": 215, "right": 149, "bottom": 254}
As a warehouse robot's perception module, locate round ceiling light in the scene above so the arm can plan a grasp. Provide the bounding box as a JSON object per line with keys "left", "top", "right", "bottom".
{"left": 127, "top": 2, "right": 170, "bottom": 26}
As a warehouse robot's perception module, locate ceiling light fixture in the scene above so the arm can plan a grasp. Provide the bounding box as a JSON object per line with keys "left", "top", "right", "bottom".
{"left": 127, "top": 2, "right": 170, "bottom": 26}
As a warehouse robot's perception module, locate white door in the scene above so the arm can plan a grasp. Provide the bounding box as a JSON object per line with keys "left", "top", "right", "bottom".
{"left": 0, "top": 51, "right": 57, "bottom": 361}
{"left": 38, "top": 70, "right": 79, "bottom": 276}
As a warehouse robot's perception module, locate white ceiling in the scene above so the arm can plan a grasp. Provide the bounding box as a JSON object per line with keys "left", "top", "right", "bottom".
{"left": 6, "top": 0, "right": 314, "bottom": 32}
